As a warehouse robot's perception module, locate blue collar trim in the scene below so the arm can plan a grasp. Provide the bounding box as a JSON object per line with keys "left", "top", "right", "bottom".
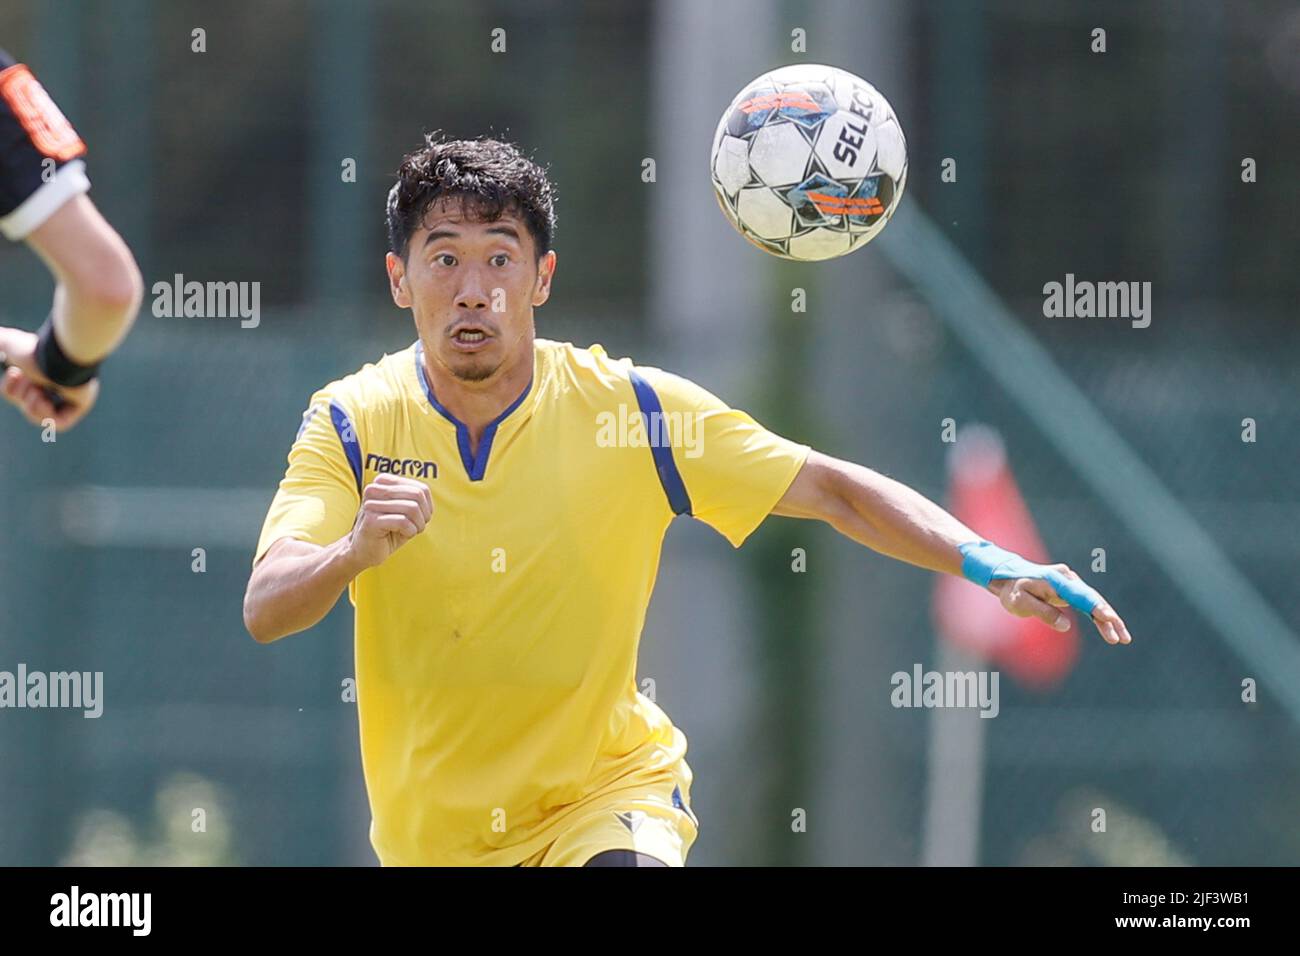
{"left": 414, "top": 341, "right": 533, "bottom": 481}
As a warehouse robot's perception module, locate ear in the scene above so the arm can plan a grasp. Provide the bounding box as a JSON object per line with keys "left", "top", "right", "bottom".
{"left": 386, "top": 251, "right": 411, "bottom": 308}
{"left": 531, "top": 250, "right": 557, "bottom": 307}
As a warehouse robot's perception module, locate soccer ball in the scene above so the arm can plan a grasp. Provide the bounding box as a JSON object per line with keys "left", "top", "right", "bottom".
{"left": 710, "top": 64, "right": 908, "bottom": 261}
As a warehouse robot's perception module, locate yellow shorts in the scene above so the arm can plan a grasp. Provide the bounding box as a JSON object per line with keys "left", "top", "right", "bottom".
{"left": 518, "top": 764, "right": 700, "bottom": 867}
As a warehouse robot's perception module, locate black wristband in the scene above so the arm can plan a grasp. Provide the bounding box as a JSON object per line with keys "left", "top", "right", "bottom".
{"left": 35, "top": 317, "right": 100, "bottom": 388}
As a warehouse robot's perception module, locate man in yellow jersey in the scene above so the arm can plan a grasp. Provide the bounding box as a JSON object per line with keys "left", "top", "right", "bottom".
{"left": 243, "top": 134, "right": 1132, "bottom": 867}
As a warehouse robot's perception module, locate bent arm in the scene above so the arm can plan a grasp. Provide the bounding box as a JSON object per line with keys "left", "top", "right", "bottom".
{"left": 25, "top": 193, "right": 143, "bottom": 364}
{"left": 244, "top": 474, "right": 435, "bottom": 643}
{"left": 243, "top": 536, "right": 364, "bottom": 644}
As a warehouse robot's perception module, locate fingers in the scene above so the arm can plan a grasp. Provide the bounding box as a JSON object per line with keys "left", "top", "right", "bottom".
{"left": 1002, "top": 563, "right": 1134, "bottom": 647}
{"left": 18, "top": 379, "right": 53, "bottom": 421}
{"left": 2, "top": 369, "right": 57, "bottom": 426}
{"left": 2, "top": 367, "right": 28, "bottom": 408}
{"left": 1091, "top": 601, "right": 1133, "bottom": 646}
{"left": 1043, "top": 567, "right": 1107, "bottom": 619}
{"left": 2, "top": 368, "right": 96, "bottom": 430}
{"left": 51, "top": 380, "right": 98, "bottom": 431}
{"left": 997, "top": 578, "right": 1071, "bottom": 632}
{"left": 362, "top": 473, "right": 434, "bottom": 523}
{"left": 1042, "top": 563, "right": 1133, "bottom": 645}
{"left": 368, "top": 513, "right": 422, "bottom": 540}
{"left": 361, "top": 498, "right": 429, "bottom": 529}
{"left": 357, "top": 476, "right": 434, "bottom": 547}
{"left": 349, "top": 476, "right": 436, "bottom": 567}
{"left": 1022, "top": 576, "right": 1069, "bottom": 608}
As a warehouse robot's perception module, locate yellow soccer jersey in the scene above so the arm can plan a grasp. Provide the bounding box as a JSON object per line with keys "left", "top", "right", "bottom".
{"left": 253, "top": 337, "right": 811, "bottom": 866}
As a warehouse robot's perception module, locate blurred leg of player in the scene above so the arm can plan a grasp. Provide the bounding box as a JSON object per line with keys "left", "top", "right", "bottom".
{"left": 583, "top": 851, "right": 669, "bottom": 867}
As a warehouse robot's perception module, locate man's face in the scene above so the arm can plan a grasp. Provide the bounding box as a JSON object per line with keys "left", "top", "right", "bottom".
{"left": 387, "top": 199, "right": 556, "bottom": 384}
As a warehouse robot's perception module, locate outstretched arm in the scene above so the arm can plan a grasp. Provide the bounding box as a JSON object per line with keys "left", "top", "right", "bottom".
{"left": 773, "top": 450, "right": 1132, "bottom": 645}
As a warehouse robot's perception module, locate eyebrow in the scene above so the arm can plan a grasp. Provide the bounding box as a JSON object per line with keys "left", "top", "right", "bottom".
{"left": 423, "top": 224, "right": 522, "bottom": 247}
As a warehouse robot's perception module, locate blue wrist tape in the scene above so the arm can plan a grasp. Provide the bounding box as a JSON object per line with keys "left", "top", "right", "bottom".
{"left": 958, "top": 539, "right": 1103, "bottom": 617}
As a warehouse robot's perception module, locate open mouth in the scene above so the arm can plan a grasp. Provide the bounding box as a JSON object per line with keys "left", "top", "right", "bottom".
{"left": 450, "top": 325, "right": 493, "bottom": 350}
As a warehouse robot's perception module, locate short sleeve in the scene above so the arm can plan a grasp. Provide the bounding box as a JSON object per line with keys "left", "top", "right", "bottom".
{"left": 253, "top": 388, "right": 364, "bottom": 566}
{"left": 0, "top": 54, "right": 90, "bottom": 240}
{"left": 635, "top": 366, "right": 810, "bottom": 548}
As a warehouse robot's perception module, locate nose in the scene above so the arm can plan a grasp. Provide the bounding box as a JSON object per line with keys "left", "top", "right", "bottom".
{"left": 455, "top": 268, "right": 491, "bottom": 311}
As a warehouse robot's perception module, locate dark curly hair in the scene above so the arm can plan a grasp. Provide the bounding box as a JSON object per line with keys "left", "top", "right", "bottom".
{"left": 386, "top": 133, "right": 556, "bottom": 262}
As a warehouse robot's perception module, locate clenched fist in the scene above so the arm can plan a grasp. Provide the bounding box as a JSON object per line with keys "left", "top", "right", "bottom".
{"left": 346, "top": 473, "right": 434, "bottom": 570}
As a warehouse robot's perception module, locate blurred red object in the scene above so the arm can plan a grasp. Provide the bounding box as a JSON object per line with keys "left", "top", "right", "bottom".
{"left": 932, "top": 425, "right": 1079, "bottom": 690}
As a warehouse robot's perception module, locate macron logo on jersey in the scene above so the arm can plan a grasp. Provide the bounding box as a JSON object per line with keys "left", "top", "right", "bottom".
{"left": 296, "top": 405, "right": 437, "bottom": 479}
{"left": 365, "top": 453, "right": 437, "bottom": 480}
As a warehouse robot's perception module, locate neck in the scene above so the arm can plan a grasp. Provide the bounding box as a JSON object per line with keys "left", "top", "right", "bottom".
{"left": 420, "top": 336, "right": 534, "bottom": 437}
